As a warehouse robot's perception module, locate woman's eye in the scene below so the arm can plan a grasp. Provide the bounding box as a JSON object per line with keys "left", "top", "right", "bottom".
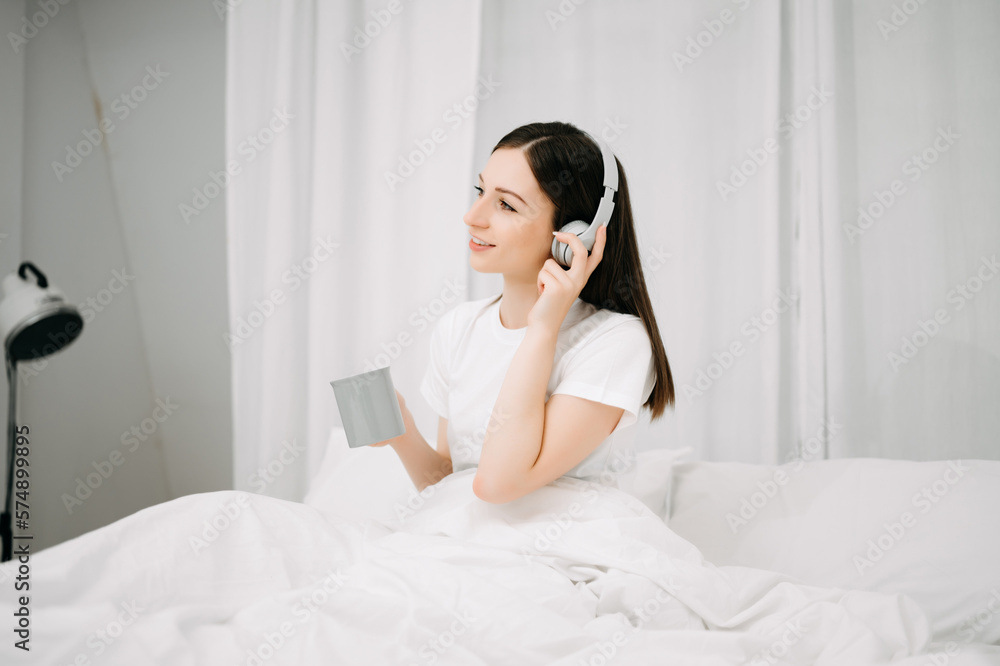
{"left": 473, "top": 186, "right": 516, "bottom": 213}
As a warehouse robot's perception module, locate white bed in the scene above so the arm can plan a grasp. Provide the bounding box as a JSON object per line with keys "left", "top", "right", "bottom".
{"left": 2, "top": 427, "right": 998, "bottom": 665}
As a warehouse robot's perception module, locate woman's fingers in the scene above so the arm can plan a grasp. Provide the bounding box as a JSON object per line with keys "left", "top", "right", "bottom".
{"left": 591, "top": 225, "right": 607, "bottom": 264}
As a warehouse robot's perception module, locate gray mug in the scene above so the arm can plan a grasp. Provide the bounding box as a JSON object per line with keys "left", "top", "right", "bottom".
{"left": 330, "top": 365, "right": 406, "bottom": 448}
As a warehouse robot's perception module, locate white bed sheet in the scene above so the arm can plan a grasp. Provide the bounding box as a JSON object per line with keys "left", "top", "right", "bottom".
{"left": 3, "top": 467, "right": 999, "bottom": 665}
{"left": 667, "top": 457, "right": 1000, "bottom": 649}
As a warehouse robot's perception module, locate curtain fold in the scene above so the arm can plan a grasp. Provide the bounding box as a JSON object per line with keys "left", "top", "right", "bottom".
{"left": 227, "top": 0, "right": 999, "bottom": 500}
{"left": 227, "top": 1, "right": 484, "bottom": 499}
{"left": 814, "top": 0, "right": 1000, "bottom": 460}
{"left": 225, "top": 0, "right": 318, "bottom": 499}
{"left": 787, "top": 0, "right": 838, "bottom": 461}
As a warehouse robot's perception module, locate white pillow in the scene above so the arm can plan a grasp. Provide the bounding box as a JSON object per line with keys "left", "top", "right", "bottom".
{"left": 667, "top": 457, "right": 1000, "bottom": 646}
{"left": 304, "top": 427, "right": 414, "bottom": 525}
{"left": 623, "top": 447, "right": 692, "bottom": 519}
{"left": 307, "top": 429, "right": 691, "bottom": 525}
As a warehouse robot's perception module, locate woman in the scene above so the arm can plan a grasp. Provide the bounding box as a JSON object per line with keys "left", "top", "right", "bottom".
{"left": 378, "top": 121, "right": 675, "bottom": 504}
{"left": 351, "top": 123, "right": 929, "bottom": 664}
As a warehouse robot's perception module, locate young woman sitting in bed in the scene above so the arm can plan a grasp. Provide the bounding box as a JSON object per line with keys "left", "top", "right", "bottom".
{"left": 375, "top": 120, "right": 675, "bottom": 503}
{"left": 3, "top": 121, "right": 937, "bottom": 665}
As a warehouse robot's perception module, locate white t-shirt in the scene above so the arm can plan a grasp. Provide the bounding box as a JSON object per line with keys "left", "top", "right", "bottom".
{"left": 419, "top": 292, "right": 656, "bottom": 485}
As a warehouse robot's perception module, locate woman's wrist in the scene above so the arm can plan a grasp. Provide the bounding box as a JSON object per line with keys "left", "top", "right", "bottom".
{"left": 389, "top": 420, "right": 452, "bottom": 490}
{"left": 389, "top": 425, "right": 421, "bottom": 451}
{"left": 526, "top": 322, "right": 560, "bottom": 345}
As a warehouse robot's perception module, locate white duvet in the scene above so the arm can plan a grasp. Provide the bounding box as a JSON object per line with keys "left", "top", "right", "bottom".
{"left": 2, "top": 468, "right": 997, "bottom": 665}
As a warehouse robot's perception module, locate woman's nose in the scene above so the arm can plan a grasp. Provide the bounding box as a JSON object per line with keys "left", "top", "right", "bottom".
{"left": 463, "top": 197, "right": 488, "bottom": 227}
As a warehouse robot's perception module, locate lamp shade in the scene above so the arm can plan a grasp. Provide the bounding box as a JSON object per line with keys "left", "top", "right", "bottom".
{"left": 0, "top": 262, "right": 83, "bottom": 361}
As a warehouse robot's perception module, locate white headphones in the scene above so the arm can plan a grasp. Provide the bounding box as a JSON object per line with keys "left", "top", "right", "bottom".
{"left": 549, "top": 133, "right": 619, "bottom": 267}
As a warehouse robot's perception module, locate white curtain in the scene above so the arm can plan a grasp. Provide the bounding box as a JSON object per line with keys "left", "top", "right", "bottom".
{"left": 226, "top": 0, "right": 1000, "bottom": 500}
{"left": 806, "top": 0, "right": 1000, "bottom": 460}
{"left": 226, "top": 1, "right": 484, "bottom": 499}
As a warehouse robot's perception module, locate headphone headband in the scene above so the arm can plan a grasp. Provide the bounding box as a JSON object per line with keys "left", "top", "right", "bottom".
{"left": 549, "top": 131, "right": 619, "bottom": 267}
{"left": 590, "top": 133, "right": 619, "bottom": 229}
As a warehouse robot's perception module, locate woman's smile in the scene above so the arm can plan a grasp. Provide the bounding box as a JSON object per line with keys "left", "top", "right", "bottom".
{"left": 469, "top": 237, "right": 495, "bottom": 252}
{"left": 469, "top": 234, "right": 496, "bottom": 252}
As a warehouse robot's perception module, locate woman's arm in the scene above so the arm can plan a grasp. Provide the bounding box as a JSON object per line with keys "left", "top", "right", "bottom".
{"left": 472, "top": 323, "right": 623, "bottom": 503}
{"left": 390, "top": 413, "right": 453, "bottom": 492}
{"left": 474, "top": 326, "right": 557, "bottom": 495}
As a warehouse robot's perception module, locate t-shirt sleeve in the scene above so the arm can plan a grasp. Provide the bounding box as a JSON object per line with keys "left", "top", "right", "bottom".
{"left": 551, "top": 318, "right": 655, "bottom": 434}
{"left": 420, "top": 310, "right": 453, "bottom": 419}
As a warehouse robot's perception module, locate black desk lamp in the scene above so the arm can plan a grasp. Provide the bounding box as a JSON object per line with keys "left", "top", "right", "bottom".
{"left": 0, "top": 262, "right": 83, "bottom": 562}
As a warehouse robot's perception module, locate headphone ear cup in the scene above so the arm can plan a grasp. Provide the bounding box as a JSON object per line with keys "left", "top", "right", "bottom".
{"left": 551, "top": 220, "right": 591, "bottom": 267}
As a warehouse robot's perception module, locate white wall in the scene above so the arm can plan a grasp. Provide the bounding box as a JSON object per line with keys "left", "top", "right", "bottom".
{"left": 0, "top": 0, "right": 231, "bottom": 552}
{"left": 0, "top": 1, "right": 24, "bottom": 304}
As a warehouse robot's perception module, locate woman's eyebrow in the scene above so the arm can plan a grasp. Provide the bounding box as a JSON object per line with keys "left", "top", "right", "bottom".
{"left": 478, "top": 173, "right": 530, "bottom": 210}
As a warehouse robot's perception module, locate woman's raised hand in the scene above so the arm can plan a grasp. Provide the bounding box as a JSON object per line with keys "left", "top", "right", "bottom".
{"left": 528, "top": 225, "right": 608, "bottom": 332}
{"left": 370, "top": 389, "right": 414, "bottom": 447}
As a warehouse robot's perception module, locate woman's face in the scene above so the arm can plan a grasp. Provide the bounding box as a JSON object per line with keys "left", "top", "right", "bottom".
{"left": 464, "top": 148, "right": 556, "bottom": 279}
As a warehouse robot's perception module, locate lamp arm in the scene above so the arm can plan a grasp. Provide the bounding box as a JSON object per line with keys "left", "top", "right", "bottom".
{"left": 17, "top": 262, "right": 48, "bottom": 289}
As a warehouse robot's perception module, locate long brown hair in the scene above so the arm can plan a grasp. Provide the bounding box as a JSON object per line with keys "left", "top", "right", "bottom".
{"left": 492, "top": 121, "right": 675, "bottom": 419}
